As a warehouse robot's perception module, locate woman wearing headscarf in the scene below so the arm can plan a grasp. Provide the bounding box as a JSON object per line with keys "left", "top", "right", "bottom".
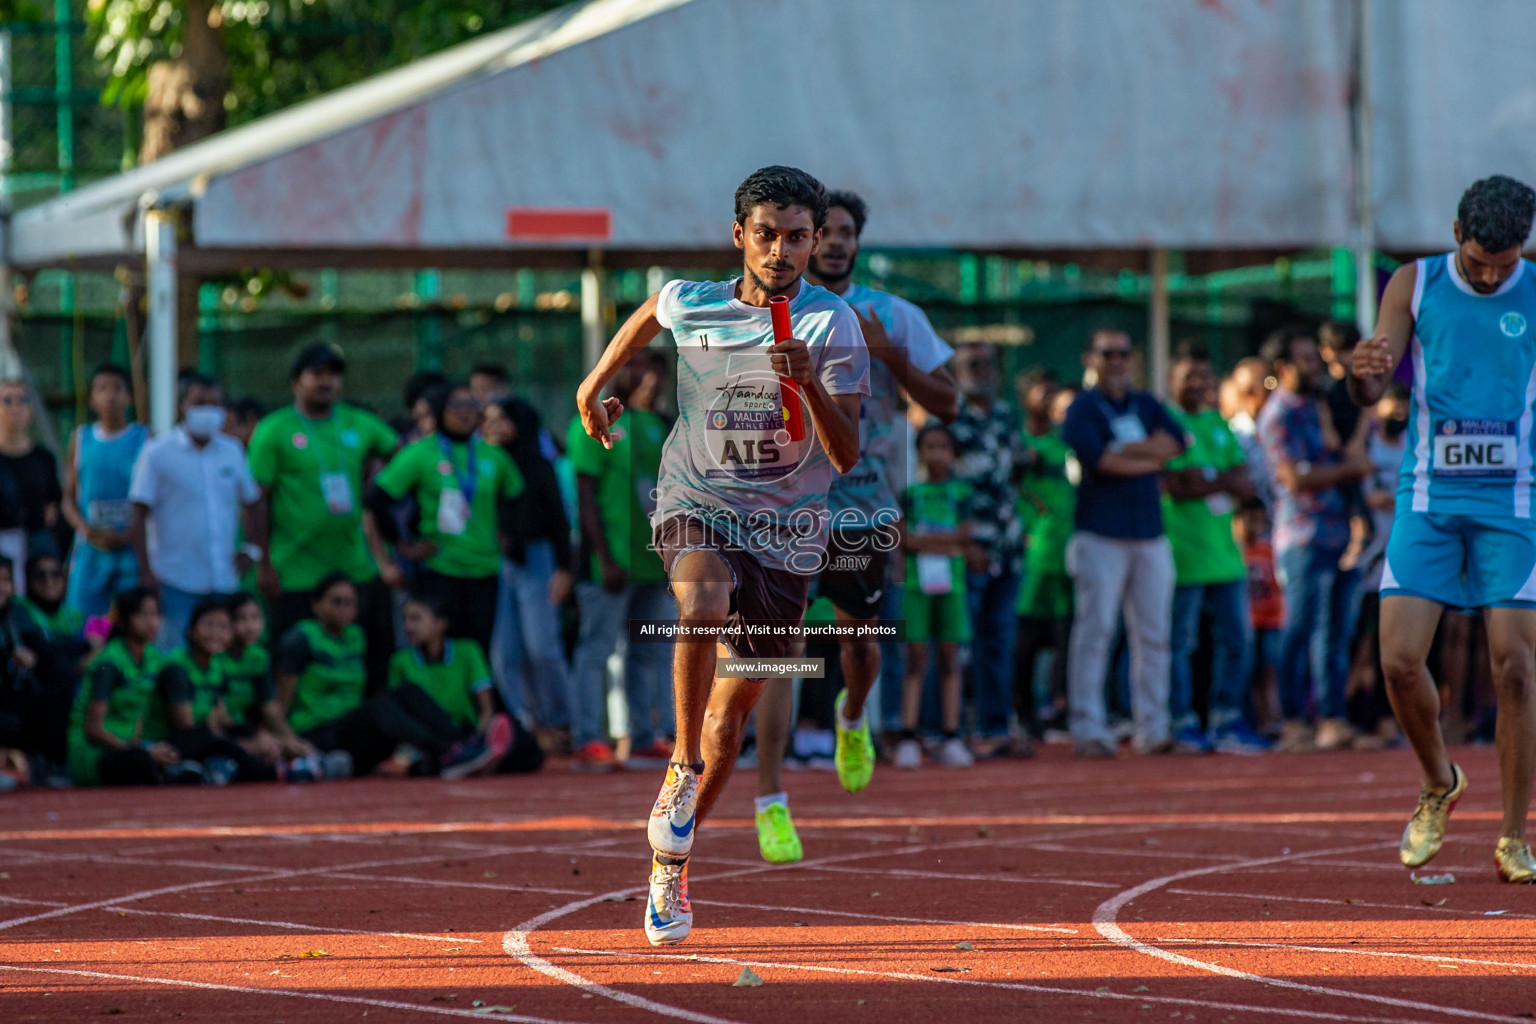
{"left": 483, "top": 396, "right": 574, "bottom": 737}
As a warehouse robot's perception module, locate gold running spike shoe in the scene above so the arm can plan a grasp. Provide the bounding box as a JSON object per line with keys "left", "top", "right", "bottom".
{"left": 1495, "top": 837, "right": 1536, "bottom": 883}
{"left": 1400, "top": 763, "right": 1466, "bottom": 868}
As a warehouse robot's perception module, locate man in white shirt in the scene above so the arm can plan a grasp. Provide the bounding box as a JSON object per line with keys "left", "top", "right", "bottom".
{"left": 129, "top": 373, "right": 260, "bottom": 648}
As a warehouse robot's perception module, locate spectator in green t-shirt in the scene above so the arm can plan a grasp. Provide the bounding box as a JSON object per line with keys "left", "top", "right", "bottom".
{"left": 1013, "top": 370, "right": 1078, "bottom": 741}
{"left": 565, "top": 352, "right": 676, "bottom": 770}
{"left": 247, "top": 344, "right": 399, "bottom": 686}
{"left": 220, "top": 593, "right": 336, "bottom": 779}
{"left": 367, "top": 381, "right": 525, "bottom": 653}
{"left": 276, "top": 574, "right": 492, "bottom": 777}
{"left": 389, "top": 592, "right": 541, "bottom": 777}
{"left": 896, "top": 424, "right": 976, "bottom": 771}
{"left": 1161, "top": 343, "right": 1270, "bottom": 755}
{"left": 67, "top": 587, "right": 201, "bottom": 786}
{"left": 153, "top": 599, "right": 278, "bottom": 784}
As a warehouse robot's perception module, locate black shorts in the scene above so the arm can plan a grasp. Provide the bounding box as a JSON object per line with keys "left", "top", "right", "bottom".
{"left": 814, "top": 526, "right": 890, "bottom": 621}
{"left": 654, "top": 514, "right": 810, "bottom": 661}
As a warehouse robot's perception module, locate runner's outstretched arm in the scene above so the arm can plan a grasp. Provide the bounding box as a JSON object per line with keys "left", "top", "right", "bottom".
{"left": 577, "top": 293, "right": 665, "bottom": 449}
{"left": 1349, "top": 263, "right": 1418, "bottom": 407}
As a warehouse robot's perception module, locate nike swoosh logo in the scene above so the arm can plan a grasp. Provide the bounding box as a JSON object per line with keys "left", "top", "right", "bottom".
{"left": 670, "top": 815, "right": 694, "bottom": 838}
{"left": 868, "top": 588, "right": 884, "bottom": 603}
{"left": 649, "top": 897, "right": 666, "bottom": 930}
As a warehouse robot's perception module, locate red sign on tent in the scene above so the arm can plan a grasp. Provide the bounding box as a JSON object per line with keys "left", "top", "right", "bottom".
{"left": 505, "top": 207, "right": 612, "bottom": 240}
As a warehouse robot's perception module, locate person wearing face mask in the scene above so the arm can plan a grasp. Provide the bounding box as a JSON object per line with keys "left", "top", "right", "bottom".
{"left": 129, "top": 373, "right": 262, "bottom": 649}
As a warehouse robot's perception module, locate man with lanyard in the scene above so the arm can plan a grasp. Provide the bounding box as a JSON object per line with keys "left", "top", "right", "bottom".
{"left": 248, "top": 344, "right": 399, "bottom": 686}
{"left": 576, "top": 166, "right": 867, "bottom": 946}
{"left": 367, "top": 380, "right": 525, "bottom": 653}
{"left": 61, "top": 365, "right": 148, "bottom": 617}
{"left": 1350, "top": 174, "right": 1536, "bottom": 883}
{"left": 1061, "top": 330, "right": 1186, "bottom": 757}
{"left": 749, "top": 189, "right": 957, "bottom": 864}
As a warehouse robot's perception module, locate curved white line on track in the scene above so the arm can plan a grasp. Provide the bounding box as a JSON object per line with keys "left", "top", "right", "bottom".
{"left": 0, "top": 964, "right": 580, "bottom": 1024}
{"left": 503, "top": 886, "right": 746, "bottom": 1024}
{"left": 1093, "top": 840, "right": 1524, "bottom": 1022}
{"left": 551, "top": 944, "right": 1442, "bottom": 1024}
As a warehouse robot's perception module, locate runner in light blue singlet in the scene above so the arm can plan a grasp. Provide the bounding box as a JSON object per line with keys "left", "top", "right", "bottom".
{"left": 1350, "top": 174, "right": 1536, "bottom": 884}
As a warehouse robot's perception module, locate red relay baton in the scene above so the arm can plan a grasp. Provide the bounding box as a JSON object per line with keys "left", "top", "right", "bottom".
{"left": 769, "top": 295, "right": 807, "bottom": 442}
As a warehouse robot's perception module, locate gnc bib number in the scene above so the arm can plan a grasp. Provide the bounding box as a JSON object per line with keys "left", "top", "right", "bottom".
{"left": 1432, "top": 420, "right": 1517, "bottom": 478}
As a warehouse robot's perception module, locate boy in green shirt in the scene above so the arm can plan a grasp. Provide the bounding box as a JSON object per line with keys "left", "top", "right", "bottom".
{"left": 1160, "top": 344, "right": 1269, "bottom": 755}
{"left": 896, "top": 424, "right": 975, "bottom": 771}
{"left": 389, "top": 592, "right": 540, "bottom": 777}
{"left": 248, "top": 343, "right": 399, "bottom": 684}
{"left": 368, "top": 381, "right": 524, "bottom": 652}
{"left": 1013, "top": 372, "right": 1077, "bottom": 739}
{"left": 154, "top": 599, "right": 278, "bottom": 784}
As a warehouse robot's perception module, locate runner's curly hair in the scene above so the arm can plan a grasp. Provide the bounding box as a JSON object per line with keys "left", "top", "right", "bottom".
{"left": 1457, "top": 175, "right": 1536, "bottom": 253}
{"left": 734, "top": 166, "right": 829, "bottom": 231}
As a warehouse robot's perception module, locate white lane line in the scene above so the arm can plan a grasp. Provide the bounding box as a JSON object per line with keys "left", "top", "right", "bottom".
{"left": 0, "top": 964, "right": 583, "bottom": 1023}
{"left": 1155, "top": 937, "right": 1536, "bottom": 971}
{"left": 0, "top": 895, "right": 67, "bottom": 907}
{"left": 549, "top": 945, "right": 1439, "bottom": 1024}
{"left": 1093, "top": 841, "right": 1523, "bottom": 1022}
{"left": 100, "top": 906, "right": 485, "bottom": 944}
{"left": 0, "top": 846, "right": 527, "bottom": 934}
{"left": 500, "top": 833, "right": 1055, "bottom": 1024}
{"left": 504, "top": 889, "right": 745, "bottom": 1024}
{"left": 1166, "top": 886, "right": 1536, "bottom": 922}
{"left": 320, "top": 871, "right": 589, "bottom": 897}
{"left": 691, "top": 898, "right": 1077, "bottom": 934}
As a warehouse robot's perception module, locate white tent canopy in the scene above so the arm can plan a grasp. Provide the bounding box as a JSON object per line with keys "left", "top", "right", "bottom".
{"left": 11, "top": 0, "right": 1536, "bottom": 425}
{"left": 10, "top": 0, "right": 1366, "bottom": 271}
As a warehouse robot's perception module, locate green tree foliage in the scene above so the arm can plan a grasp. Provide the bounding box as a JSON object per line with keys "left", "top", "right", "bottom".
{"left": 85, "top": 0, "right": 569, "bottom": 129}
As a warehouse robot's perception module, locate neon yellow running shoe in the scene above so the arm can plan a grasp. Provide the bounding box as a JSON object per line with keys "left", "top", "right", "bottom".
{"left": 1495, "top": 837, "right": 1536, "bottom": 883}
{"left": 756, "top": 802, "right": 803, "bottom": 864}
{"left": 1400, "top": 763, "right": 1466, "bottom": 868}
{"left": 834, "top": 690, "right": 875, "bottom": 794}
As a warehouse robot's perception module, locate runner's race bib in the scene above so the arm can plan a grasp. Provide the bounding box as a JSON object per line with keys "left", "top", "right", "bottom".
{"left": 436, "top": 488, "right": 469, "bottom": 535}
{"left": 320, "top": 471, "right": 355, "bottom": 515}
{"left": 703, "top": 366, "right": 809, "bottom": 481}
{"left": 87, "top": 498, "right": 132, "bottom": 532}
{"left": 1432, "top": 420, "right": 1517, "bottom": 478}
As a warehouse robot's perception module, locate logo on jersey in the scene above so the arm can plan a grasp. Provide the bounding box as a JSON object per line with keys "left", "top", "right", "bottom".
{"left": 710, "top": 412, "right": 729, "bottom": 429}
{"left": 1501, "top": 312, "right": 1528, "bottom": 338}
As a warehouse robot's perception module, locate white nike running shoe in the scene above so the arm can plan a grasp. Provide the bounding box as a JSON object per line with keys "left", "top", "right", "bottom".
{"left": 648, "top": 762, "right": 702, "bottom": 858}
{"left": 643, "top": 853, "right": 692, "bottom": 946}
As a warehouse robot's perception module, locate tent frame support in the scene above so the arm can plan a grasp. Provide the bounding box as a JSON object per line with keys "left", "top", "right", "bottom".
{"left": 145, "top": 208, "right": 178, "bottom": 434}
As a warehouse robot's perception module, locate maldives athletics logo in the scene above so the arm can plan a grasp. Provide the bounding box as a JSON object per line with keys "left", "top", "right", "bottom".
{"left": 1500, "top": 311, "right": 1527, "bottom": 338}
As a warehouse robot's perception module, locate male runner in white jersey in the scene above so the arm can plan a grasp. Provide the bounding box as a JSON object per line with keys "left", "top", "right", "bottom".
{"left": 1350, "top": 174, "right": 1536, "bottom": 883}
{"left": 746, "top": 190, "right": 959, "bottom": 863}
{"left": 576, "top": 166, "right": 869, "bottom": 944}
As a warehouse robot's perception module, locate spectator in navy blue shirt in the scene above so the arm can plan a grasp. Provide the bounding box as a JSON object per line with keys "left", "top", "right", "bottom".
{"left": 1061, "top": 329, "right": 1185, "bottom": 758}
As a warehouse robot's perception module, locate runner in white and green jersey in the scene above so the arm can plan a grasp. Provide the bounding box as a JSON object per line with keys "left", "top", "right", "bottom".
{"left": 575, "top": 166, "right": 869, "bottom": 946}
{"left": 752, "top": 190, "right": 959, "bottom": 865}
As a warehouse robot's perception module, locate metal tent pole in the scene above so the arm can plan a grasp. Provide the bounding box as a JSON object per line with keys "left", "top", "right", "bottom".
{"left": 1353, "top": 0, "right": 1378, "bottom": 337}
{"left": 1149, "top": 248, "right": 1170, "bottom": 399}
{"left": 146, "top": 210, "right": 178, "bottom": 434}
{"left": 581, "top": 248, "right": 607, "bottom": 371}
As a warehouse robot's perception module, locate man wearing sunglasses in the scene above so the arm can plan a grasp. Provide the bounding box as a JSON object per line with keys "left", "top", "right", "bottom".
{"left": 1061, "top": 329, "right": 1186, "bottom": 757}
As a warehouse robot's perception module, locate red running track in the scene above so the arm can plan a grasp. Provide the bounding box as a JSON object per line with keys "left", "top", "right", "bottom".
{"left": 2, "top": 745, "right": 1534, "bottom": 1023}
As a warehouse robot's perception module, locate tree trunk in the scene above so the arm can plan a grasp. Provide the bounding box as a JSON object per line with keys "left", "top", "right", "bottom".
{"left": 139, "top": 0, "right": 229, "bottom": 369}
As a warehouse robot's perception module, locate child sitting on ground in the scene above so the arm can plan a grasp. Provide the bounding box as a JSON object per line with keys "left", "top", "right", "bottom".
{"left": 389, "top": 592, "right": 542, "bottom": 777}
